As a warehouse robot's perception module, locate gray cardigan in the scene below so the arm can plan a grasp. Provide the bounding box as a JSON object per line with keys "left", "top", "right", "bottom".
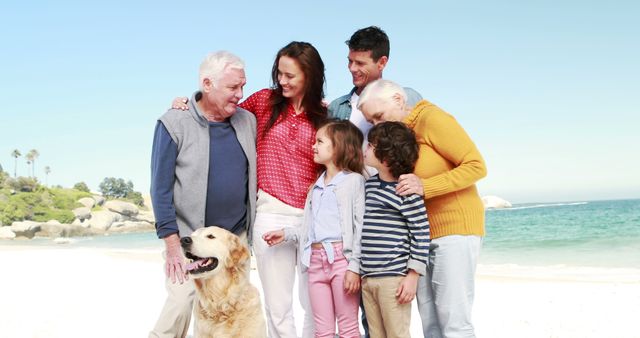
{"left": 158, "top": 92, "right": 257, "bottom": 244}
{"left": 284, "top": 172, "right": 365, "bottom": 273}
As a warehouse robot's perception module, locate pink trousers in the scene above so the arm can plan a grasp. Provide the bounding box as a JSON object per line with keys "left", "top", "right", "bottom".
{"left": 307, "top": 243, "right": 361, "bottom": 338}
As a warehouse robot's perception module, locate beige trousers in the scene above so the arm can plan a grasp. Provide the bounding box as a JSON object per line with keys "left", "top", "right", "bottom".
{"left": 362, "top": 276, "right": 412, "bottom": 338}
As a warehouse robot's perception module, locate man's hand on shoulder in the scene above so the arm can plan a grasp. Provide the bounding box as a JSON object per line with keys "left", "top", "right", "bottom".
{"left": 172, "top": 97, "right": 189, "bottom": 110}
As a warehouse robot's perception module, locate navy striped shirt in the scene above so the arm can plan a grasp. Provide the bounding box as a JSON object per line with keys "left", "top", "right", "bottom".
{"left": 360, "top": 175, "right": 430, "bottom": 278}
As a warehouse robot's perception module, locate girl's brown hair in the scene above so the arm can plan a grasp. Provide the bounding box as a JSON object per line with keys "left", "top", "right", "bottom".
{"left": 320, "top": 119, "right": 364, "bottom": 174}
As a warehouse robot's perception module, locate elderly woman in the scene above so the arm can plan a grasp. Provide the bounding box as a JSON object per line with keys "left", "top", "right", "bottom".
{"left": 357, "top": 79, "right": 487, "bottom": 338}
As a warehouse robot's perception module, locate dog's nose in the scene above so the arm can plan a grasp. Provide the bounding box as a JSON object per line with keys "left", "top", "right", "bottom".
{"left": 180, "top": 237, "right": 192, "bottom": 248}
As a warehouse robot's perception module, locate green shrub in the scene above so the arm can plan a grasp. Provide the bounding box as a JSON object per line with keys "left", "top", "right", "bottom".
{"left": 32, "top": 208, "right": 75, "bottom": 223}
{"left": 0, "top": 197, "right": 31, "bottom": 224}
{"left": 6, "top": 177, "right": 39, "bottom": 192}
{"left": 49, "top": 188, "right": 91, "bottom": 210}
{"left": 73, "top": 182, "right": 91, "bottom": 193}
{"left": 125, "top": 191, "right": 145, "bottom": 207}
{"left": 0, "top": 171, "right": 8, "bottom": 187}
{"left": 99, "top": 177, "right": 134, "bottom": 198}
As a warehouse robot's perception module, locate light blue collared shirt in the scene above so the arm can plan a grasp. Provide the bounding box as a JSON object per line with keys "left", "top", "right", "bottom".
{"left": 301, "top": 171, "right": 346, "bottom": 267}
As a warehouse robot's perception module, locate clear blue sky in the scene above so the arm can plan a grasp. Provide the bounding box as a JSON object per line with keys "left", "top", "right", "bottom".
{"left": 1, "top": 1, "right": 638, "bottom": 203}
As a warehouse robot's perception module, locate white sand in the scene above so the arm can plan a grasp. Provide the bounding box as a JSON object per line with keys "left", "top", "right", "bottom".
{"left": 1, "top": 245, "right": 639, "bottom": 338}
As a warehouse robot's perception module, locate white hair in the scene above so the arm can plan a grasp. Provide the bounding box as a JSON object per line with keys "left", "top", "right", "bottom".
{"left": 357, "top": 79, "right": 407, "bottom": 110}
{"left": 199, "top": 51, "right": 245, "bottom": 89}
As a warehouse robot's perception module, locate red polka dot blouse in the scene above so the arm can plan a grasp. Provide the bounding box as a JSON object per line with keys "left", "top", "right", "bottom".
{"left": 240, "top": 89, "right": 321, "bottom": 209}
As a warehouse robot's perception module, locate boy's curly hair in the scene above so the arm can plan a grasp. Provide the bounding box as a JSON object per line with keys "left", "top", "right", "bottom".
{"left": 367, "top": 121, "right": 419, "bottom": 179}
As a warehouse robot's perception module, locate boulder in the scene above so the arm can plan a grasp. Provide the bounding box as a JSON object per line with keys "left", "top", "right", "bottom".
{"left": 78, "top": 197, "right": 96, "bottom": 209}
{"left": 482, "top": 195, "right": 512, "bottom": 209}
{"left": 37, "top": 223, "right": 90, "bottom": 238}
{"left": 105, "top": 200, "right": 139, "bottom": 217}
{"left": 37, "top": 223, "right": 67, "bottom": 238}
{"left": 72, "top": 207, "right": 92, "bottom": 221}
{"left": 134, "top": 211, "right": 155, "bottom": 224}
{"left": 92, "top": 195, "right": 105, "bottom": 206}
{"left": 87, "top": 210, "right": 122, "bottom": 231}
{"left": 10, "top": 221, "right": 42, "bottom": 239}
{"left": 108, "top": 221, "right": 155, "bottom": 233}
{"left": 0, "top": 226, "right": 16, "bottom": 239}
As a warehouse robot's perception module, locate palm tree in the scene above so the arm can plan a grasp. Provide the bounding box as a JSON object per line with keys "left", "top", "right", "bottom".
{"left": 44, "top": 166, "right": 51, "bottom": 186}
{"left": 11, "top": 149, "right": 21, "bottom": 178}
{"left": 26, "top": 149, "right": 39, "bottom": 179}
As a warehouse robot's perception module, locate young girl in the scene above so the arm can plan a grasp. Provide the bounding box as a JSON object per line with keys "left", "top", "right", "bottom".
{"left": 263, "top": 119, "right": 366, "bottom": 338}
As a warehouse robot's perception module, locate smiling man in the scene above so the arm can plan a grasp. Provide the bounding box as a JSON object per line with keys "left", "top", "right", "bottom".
{"left": 328, "top": 26, "right": 422, "bottom": 138}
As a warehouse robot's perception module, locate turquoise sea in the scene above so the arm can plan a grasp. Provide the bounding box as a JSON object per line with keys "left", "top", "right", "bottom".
{"left": 3, "top": 199, "right": 639, "bottom": 268}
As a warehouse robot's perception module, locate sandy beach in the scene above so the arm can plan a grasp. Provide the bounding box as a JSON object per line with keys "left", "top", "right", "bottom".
{"left": 1, "top": 244, "right": 639, "bottom": 338}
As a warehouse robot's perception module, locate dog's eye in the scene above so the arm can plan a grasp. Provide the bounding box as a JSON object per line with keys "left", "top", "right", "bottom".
{"left": 207, "top": 234, "right": 215, "bottom": 239}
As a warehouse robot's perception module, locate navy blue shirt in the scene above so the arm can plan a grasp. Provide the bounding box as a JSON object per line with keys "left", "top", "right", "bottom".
{"left": 205, "top": 121, "right": 248, "bottom": 234}
{"left": 150, "top": 121, "right": 248, "bottom": 238}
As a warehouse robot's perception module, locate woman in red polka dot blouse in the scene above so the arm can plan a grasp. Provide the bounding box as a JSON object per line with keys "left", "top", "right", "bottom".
{"left": 242, "top": 41, "right": 327, "bottom": 338}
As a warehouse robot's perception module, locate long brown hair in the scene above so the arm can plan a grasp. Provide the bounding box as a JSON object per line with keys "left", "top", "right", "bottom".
{"left": 320, "top": 119, "right": 364, "bottom": 174}
{"left": 265, "top": 41, "right": 327, "bottom": 137}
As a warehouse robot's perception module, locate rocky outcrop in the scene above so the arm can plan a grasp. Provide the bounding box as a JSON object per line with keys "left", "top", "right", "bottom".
{"left": 87, "top": 210, "right": 122, "bottom": 231}
{"left": 10, "top": 221, "right": 42, "bottom": 239}
{"left": 482, "top": 195, "right": 512, "bottom": 209}
{"left": 36, "top": 223, "right": 88, "bottom": 238}
{"left": 0, "top": 227, "right": 16, "bottom": 239}
{"left": 134, "top": 211, "right": 155, "bottom": 224}
{"left": 72, "top": 207, "right": 92, "bottom": 221}
{"left": 92, "top": 195, "right": 105, "bottom": 206}
{"left": 1, "top": 198, "right": 156, "bottom": 241}
{"left": 109, "top": 221, "right": 155, "bottom": 233}
{"left": 78, "top": 197, "right": 96, "bottom": 209}
{"left": 105, "top": 201, "right": 139, "bottom": 217}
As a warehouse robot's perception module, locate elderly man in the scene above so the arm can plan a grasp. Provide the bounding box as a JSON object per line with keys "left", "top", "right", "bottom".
{"left": 149, "top": 51, "right": 257, "bottom": 338}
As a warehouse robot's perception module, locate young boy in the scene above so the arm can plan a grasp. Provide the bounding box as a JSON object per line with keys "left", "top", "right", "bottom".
{"left": 360, "top": 121, "right": 430, "bottom": 338}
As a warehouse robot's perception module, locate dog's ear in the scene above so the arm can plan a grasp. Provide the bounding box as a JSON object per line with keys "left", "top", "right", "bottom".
{"left": 228, "top": 235, "right": 250, "bottom": 267}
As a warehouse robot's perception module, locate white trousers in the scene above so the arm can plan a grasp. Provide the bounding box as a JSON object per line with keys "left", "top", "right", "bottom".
{"left": 253, "top": 212, "right": 314, "bottom": 338}
{"left": 417, "top": 235, "right": 483, "bottom": 338}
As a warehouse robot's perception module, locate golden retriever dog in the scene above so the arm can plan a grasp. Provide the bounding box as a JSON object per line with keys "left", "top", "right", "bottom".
{"left": 181, "top": 226, "right": 266, "bottom": 338}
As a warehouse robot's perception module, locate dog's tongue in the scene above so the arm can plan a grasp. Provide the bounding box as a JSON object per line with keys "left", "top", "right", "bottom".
{"left": 186, "top": 259, "right": 204, "bottom": 272}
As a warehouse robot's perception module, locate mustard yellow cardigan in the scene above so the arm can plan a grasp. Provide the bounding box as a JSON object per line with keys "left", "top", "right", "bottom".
{"left": 404, "top": 100, "right": 487, "bottom": 239}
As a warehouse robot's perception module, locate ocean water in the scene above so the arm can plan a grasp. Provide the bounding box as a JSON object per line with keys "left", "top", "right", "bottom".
{"left": 482, "top": 199, "right": 640, "bottom": 268}
{"left": 3, "top": 199, "right": 639, "bottom": 268}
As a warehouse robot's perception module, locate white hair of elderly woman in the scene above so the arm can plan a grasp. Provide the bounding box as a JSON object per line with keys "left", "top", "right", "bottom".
{"left": 199, "top": 51, "right": 245, "bottom": 89}
{"left": 357, "top": 79, "right": 408, "bottom": 111}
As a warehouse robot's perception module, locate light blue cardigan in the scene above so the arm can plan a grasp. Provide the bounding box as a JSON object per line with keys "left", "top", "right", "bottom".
{"left": 284, "top": 172, "right": 365, "bottom": 273}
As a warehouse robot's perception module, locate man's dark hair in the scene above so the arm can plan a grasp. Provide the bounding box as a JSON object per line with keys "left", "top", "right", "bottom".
{"left": 368, "top": 121, "right": 418, "bottom": 179}
{"left": 345, "top": 26, "right": 390, "bottom": 61}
